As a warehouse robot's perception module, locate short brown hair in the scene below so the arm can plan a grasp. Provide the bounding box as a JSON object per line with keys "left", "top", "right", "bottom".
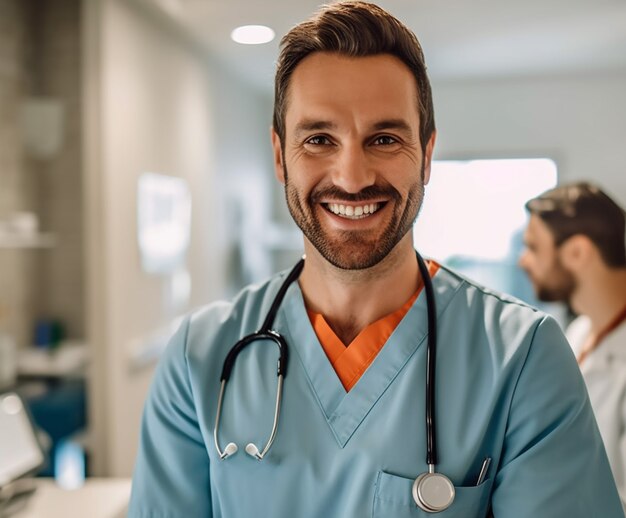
{"left": 273, "top": 1, "right": 435, "bottom": 152}
{"left": 526, "top": 182, "right": 626, "bottom": 267}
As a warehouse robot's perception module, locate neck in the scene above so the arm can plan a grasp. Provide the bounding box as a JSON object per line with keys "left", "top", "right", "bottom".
{"left": 571, "top": 266, "right": 626, "bottom": 334}
{"left": 299, "top": 235, "right": 420, "bottom": 344}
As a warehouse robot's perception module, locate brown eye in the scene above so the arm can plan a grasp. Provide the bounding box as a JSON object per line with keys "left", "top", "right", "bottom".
{"left": 372, "top": 135, "right": 398, "bottom": 146}
{"left": 305, "top": 135, "right": 332, "bottom": 146}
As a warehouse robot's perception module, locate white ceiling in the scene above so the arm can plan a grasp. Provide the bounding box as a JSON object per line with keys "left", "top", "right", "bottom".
{"left": 141, "top": 0, "right": 626, "bottom": 93}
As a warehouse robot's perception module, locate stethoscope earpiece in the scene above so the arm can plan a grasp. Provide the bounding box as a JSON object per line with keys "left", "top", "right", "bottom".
{"left": 217, "top": 442, "right": 264, "bottom": 461}
{"left": 222, "top": 442, "right": 238, "bottom": 459}
{"left": 245, "top": 443, "right": 261, "bottom": 459}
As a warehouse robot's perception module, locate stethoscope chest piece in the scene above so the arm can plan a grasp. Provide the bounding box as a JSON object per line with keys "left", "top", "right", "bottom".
{"left": 412, "top": 471, "right": 455, "bottom": 513}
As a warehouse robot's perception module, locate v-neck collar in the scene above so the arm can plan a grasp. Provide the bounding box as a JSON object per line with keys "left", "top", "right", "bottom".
{"left": 306, "top": 289, "right": 418, "bottom": 391}
{"left": 276, "top": 266, "right": 463, "bottom": 448}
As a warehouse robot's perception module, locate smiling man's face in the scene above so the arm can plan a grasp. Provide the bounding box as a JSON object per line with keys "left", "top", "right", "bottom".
{"left": 272, "top": 52, "right": 435, "bottom": 270}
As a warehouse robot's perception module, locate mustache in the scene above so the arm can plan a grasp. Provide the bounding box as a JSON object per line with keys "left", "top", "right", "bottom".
{"left": 310, "top": 184, "right": 401, "bottom": 203}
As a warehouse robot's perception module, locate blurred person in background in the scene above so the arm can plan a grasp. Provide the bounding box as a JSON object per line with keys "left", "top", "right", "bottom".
{"left": 520, "top": 181, "right": 626, "bottom": 510}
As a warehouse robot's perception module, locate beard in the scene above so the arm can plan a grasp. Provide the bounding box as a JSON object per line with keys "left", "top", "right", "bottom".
{"left": 283, "top": 164, "right": 425, "bottom": 270}
{"left": 535, "top": 257, "right": 577, "bottom": 303}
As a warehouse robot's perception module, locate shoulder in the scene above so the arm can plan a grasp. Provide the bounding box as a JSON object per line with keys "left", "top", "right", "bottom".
{"left": 435, "top": 264, "right": 573, "bottom": 377}
{"left": 167, "top": 270, "right": 294, "bottom": 367}
{"left": 437, "top": 264, "right": 548, "bottom": 329}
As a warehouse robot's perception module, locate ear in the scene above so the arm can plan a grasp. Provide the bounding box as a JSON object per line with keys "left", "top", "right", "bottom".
{"left": 271, "top": 127, "right": 285, "bottom": 184}
{"left": 559, "top": 235, "right": 594, "bottom": 272}
{"left": 422, "top": 131, "right": 437, "bottom": 185}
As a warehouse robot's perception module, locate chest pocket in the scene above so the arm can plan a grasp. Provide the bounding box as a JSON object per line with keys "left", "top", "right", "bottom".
{"left": 373, "top": 471, "right": 492, "bottom": 518}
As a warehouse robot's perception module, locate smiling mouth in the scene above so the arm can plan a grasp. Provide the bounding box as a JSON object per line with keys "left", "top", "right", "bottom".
{"left": 322, "top": 202, "right": 384, "bottom": 219}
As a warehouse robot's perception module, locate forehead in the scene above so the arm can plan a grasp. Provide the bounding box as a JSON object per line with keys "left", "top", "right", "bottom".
{"left": 284, "top": 52, "right": 420, "bottom": 129}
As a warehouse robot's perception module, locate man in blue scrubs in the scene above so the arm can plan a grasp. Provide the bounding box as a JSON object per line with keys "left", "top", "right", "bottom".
{"left": 129, "top": 2, "right": 624, "bottom": 516}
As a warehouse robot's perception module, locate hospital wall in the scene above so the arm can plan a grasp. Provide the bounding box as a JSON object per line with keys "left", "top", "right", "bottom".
{"left": 432, "top": 72, "right": 626, "bottom": 206}
{"left": 83, "top": 0, "right": 271, "bottom": 476}
{"left": 0, "top": 0, "right": 85, "bottom": 353}
{"left": 0, "top": 1, "right": 39, "bottom": 349}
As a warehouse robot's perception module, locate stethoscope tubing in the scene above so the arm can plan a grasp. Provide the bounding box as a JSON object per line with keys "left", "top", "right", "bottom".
{"left": 416, "top": 252, "right": 438, "bottom": 467}
{"left": 213, "top": 259, "right": 304, "bottom": 461}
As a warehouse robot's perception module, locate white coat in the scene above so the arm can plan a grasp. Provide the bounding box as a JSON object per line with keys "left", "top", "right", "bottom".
{"left": 568, "top": 316, "right": 626, "bottom": 512}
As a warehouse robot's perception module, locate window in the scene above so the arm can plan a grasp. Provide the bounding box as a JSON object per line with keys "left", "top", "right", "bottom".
{"left": 414, "top": 158, "right": 561, "bottom": 318}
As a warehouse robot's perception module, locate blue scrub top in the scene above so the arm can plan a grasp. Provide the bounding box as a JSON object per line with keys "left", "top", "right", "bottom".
{"left": 129, "top": 265, "right": 624, "bottom": 517}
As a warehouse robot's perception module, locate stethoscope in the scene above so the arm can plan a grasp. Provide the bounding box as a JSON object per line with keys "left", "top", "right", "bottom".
{"left": 213, "top": 251, "right": 456, "bottom": 513}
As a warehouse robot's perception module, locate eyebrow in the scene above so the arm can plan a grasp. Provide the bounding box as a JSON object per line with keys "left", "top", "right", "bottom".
{"left": 371, "top": 119, "right": 413, "bottom": 135}
{"left": 293, "top": 120, "right": 337, "bottom": 140}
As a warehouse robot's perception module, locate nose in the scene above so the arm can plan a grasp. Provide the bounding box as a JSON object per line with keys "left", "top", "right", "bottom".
{"left": 518, "top": 251, "right": 529, "bottom": 271}
{"left": 331, "top": 143, "right": 376, "bottom": 194}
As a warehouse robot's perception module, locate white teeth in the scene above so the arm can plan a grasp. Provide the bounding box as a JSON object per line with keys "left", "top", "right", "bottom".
{"left": 326, "top": 202, "right": 381, "bottom": 219}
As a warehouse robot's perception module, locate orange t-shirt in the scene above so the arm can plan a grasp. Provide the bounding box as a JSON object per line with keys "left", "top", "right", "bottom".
{"left": 306, "top": 261, "right": 440, "bottom": 391}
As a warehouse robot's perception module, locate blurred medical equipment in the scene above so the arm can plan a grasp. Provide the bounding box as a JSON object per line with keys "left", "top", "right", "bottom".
{"left": 0, "top": 392, "right": 45, "bottom": 516}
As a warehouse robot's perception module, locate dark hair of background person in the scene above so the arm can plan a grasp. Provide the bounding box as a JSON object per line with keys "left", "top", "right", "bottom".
{"left": 273, "top": 1, "right": 435, "bottom": 153}
{"left": 526, "top": 181, "right": 626, "bottom": 267}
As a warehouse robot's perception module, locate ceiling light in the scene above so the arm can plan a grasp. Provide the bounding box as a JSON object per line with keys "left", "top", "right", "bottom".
{"left": 231, "top": 25, "right": 275, "bottom": 45}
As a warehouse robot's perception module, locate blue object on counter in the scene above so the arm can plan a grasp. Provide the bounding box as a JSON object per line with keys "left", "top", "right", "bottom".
{"left": 33, "top": 319, "right": 64, "bottom": 349}
{"left": 55, "top": 438, "right": 86, "bottom": 489}
{"left": 20, "top": 379, "right": 87, "bottom": 476}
